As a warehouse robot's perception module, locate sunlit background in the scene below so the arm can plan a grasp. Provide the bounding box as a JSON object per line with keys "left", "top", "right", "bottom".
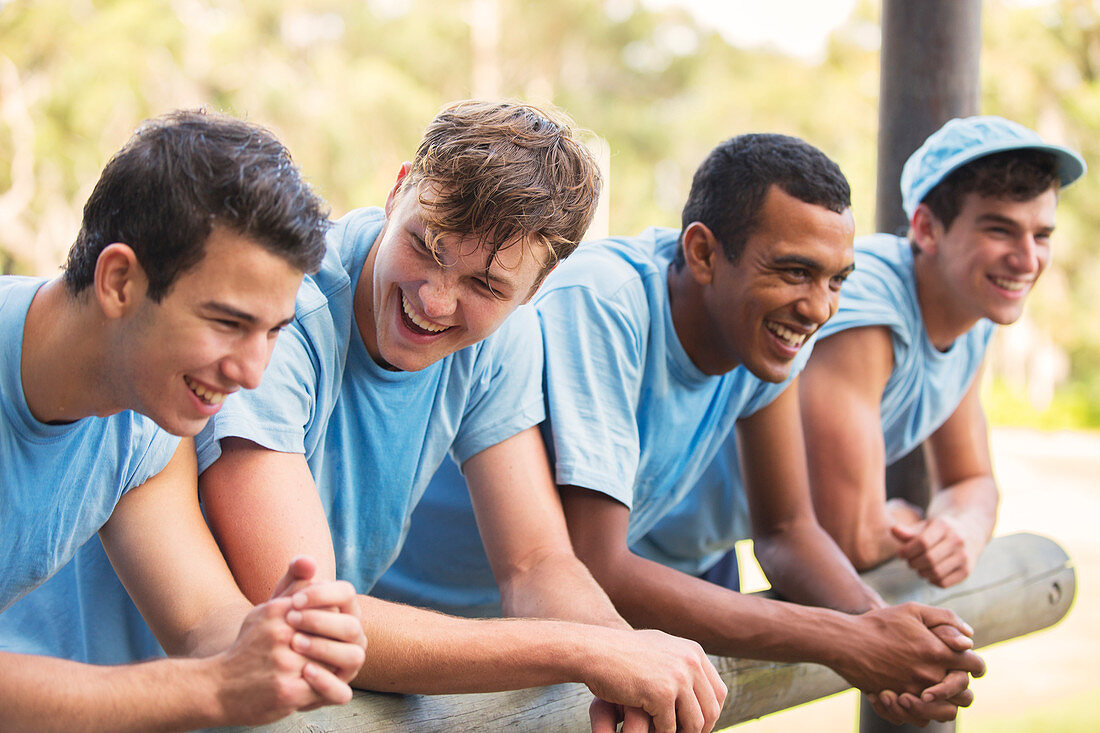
{"left": 2, "top": 1, "right": 1097, "bottom": 730}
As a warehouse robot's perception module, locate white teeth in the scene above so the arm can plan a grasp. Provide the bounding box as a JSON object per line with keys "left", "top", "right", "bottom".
{"left": 401, "top": 292, "right": 449, "bottom": 333}
{"left": 184, "top": 376, "right": 227, "bottom": 405}
{"left": 991, "top": 276, "right": 1027, "bottom": 292}
{"left": 766, "top": 322, "right": 807, "bottom": 347}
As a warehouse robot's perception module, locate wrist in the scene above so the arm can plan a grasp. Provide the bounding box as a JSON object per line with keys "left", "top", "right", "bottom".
{"left": 188, "top": 653, "right": 233, "bottom": 728}
{"left": 798, "top": 607, "right": 864, "bottom": 670}
{"left": 556, "top": 624, "right": 626, "bottom": 685}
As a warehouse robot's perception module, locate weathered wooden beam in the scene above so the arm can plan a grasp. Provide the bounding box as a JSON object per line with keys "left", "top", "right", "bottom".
{"left": 219, "top": 532, "right": 1073, "bottom": 732}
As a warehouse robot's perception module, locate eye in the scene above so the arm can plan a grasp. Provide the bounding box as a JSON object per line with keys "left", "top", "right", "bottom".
{"left": 829, "top": 274, "right": 848, "bottom": 291}
{"left": 473, "top": 277, "right": 508, "bottom": 300}
{"left": 784, "top": 267, "right": 811, "bottom": 282}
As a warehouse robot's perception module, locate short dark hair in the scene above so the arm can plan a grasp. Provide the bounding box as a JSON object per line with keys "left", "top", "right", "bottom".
{"left": 63, "top": 109, "right": 329, "bottom": 301}
{"left": 674, "top": 134, "right": 851, "bottom": 268}
{"left": 405, "top": 99, "right": 601, "bottom": 293}
{"left": 920, "top": 149, "right": 1061, "bottom": 232}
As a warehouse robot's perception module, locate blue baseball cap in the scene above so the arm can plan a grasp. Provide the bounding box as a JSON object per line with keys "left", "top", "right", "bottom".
{"left": 900, "top": 115, "right": 1086, "bottom": 220}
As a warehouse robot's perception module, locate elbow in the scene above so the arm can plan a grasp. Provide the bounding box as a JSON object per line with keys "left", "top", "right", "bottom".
{"left": 847, "top": 530, "right": 890, "bottom": 572}
{"left": 818, "top": 518, "right": 888, "bottom": 572}
{"left": 816, "top": 508, "right": 895, "bottom": 572}
{"left": 749, "top": 532, "right": 784, "bottom": 578}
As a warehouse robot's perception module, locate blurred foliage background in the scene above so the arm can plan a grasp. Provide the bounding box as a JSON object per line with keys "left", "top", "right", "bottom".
{"left": 1, "top": 0, "right": 1097, "bottom": 426}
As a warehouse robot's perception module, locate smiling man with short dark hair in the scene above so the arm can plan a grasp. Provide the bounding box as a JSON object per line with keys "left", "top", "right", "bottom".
{"left": 0, "top": 109, "right": 366, "bottom": 732}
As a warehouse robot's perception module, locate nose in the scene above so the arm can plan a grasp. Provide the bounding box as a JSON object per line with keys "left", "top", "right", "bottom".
{"left": 221, "top": 331, "right": 271, "bottom": 391}
{"left": 795, "top": 283, "right": 837, "bottom": 326}
{"left": 1008, "top": 234, "right": 1042, "bottom": 274}
{"left": 419, "top": 272, "right": 457, "bottom": 320}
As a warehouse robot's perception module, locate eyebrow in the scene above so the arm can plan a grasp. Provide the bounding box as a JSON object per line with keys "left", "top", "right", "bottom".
{"left": 772, "top": 253, "right": 855, "bottom": 277}
{"left": 976, "top": 213, "right": 1055, "bottom": 234}
{"left": 482, "top": 268, "right": 517, "bottom": 292}
{"left": 201, "top": 302, "right": 294, "bottom": 329}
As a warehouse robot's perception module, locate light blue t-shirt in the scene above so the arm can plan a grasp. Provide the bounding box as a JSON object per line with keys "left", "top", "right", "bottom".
{"left": 0, "top": 277, "right": 178, "bottom": 657}
{"left": 376, "top": 228, "right": 810, "bottom": 614}
{"left": 197, "top": 206, "right": 546, "bottom": 591}
{"left": 631, "top": 430, "right": 752, "bottom": 575}
{"left": 0, "top": 227, "right": 352, "bottom": 666}
{"left": 818, "top": 233, "right": 995, "bottom": 464}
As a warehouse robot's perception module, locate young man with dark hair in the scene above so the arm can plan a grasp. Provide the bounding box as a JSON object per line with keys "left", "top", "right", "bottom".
{"left": 382, "top": 133, "right": 986, "bottom": 726}
{"left": 0, "top": 109, "right": 367, "bottom": 732}
{"left": 799, "top": 117, "right": 1084, "bottom": 588}
{"left": 23, "top": 101, "right": 726, "bottom": 733}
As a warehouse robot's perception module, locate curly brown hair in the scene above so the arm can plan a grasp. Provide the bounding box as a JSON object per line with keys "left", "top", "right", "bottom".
{"left": 921, "top": 149, "right": 1061, "bottom": 232}
{"left": 402, "top": 99, "right": 601, "bottom": 295}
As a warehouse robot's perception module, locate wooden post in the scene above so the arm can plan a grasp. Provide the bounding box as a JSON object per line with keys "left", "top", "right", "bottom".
{"left": 866, "top": 3, "right": 983, "bottom": 731}
{"left": 219, "top": 532, "right": 1073, "bottom": 732}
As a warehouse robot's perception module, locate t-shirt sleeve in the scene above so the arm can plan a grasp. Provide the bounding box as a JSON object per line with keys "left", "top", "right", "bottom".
{"left": 450, "top": 306, "right": 546, "bottom": 464}
{"left": 122, "top": 421, "right": 183, "bottom": 495}
{"left": 195, "top": 320, "right": 322, "bottom": 472}
{"left": 825, "top": 260, "right": 908, "bottom": 339}
{"left": 538, "top": 282, "right": 646, "bottom": 509}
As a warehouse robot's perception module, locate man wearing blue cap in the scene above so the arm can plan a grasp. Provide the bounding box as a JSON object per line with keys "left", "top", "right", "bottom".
{"left": 799, "top": 116, "right": 1085, "bottom": 588}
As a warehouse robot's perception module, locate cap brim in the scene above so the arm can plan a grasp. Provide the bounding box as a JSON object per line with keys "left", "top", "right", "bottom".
{"left": 906, "top": 140, "right": 1087, "bottom": 219}
{"left": 941, "top": 141, "right": 1086, "bottom": 191}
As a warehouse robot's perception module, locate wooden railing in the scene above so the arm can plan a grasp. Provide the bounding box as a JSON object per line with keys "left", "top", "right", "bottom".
{"left": 224, "top": 532, "right": 1074, "bottom": 732}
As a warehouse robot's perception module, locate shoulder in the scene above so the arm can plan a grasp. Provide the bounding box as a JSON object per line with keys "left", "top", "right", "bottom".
{"left": 327, "top": 206, "right": 387, "bottom": 249}
{"left": 0, "top": 276, "right": 45, "bottom": 316}
{"left": 847, "top": 234, "right": 913, "bottom": 300}
{"left": 820, "top": 234, "right": 916, "bottom": 342}
{"left": 535, "top": 228, "right": 678, "bottom": 335}
{"left": 539, "top": 228, "right": 676, "bottom": 302}
{"left": 97, "top": 411, "right": 182, "bottom": 490}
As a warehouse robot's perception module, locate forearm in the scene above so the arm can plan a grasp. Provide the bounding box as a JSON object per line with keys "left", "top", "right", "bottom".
{"left": 589, "top": 548, "right": 861, "bottom": 664}
{"left": 832, "top": 494, "right": 906, "bottom": 571}
{"left": 352, "top": 595, "right": 629, "bottom": 693}
{"left": 498, "top": 550, "right": 630, "bottom": 629}
{"left": 754, "top": 520, "right": 886, "bottom": 612}
{"left": 0, "top": 651, "right": 222, "bottom": 733}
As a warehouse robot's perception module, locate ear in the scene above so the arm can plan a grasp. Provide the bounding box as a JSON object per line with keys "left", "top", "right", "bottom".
{"left": 680, "top": 222, "right": 721, "bottom": 286}
{"left": 910, "top": 203, "right": 943, "bottom": 256}
{"left": 384, "top": 162, "right": 414, "bottom": 216}
{"left": 93, "top": 243, "right": 146, "bottom": 319}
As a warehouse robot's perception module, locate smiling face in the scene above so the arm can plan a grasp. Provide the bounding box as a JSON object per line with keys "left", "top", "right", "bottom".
{"left": 675, "top": 185, "right": 855, "bottom": 381}
{"left": 355, "top": 177, "right": 547, "bottom": 373}
{"left": 115, "top": 226, "right": 303, "bottom": 436}
{"left": 914, "top": 188, "right": 1057, "bottom": 339}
